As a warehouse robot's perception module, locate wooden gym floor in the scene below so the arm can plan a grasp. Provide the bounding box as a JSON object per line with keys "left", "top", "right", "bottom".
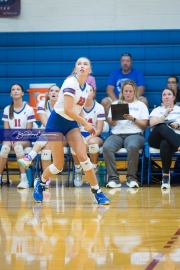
{"left": 0, "top": 174, "right": 180, "bottom": 270}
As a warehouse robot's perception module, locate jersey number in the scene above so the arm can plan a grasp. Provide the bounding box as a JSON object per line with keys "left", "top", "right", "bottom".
{"left": 87, "top": 118, "right": 92, "bottom": 123}
{"left": 14, "top": 119, "right": 21, "bottom": 127}
{"left": 76, "top": 97, "right": 86, "bottom": 106}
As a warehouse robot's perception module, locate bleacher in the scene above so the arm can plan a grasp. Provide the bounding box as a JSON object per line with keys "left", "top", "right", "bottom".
{"left": 1, "top": 29, "right": 180, "bottom": 126}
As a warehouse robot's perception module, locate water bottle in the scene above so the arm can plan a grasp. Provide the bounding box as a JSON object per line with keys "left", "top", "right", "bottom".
{"left": 98, "top": 161, "right": 106, "bottom": 187}
{"left": 26, "top": 168, "right": 33, "bottom": 187}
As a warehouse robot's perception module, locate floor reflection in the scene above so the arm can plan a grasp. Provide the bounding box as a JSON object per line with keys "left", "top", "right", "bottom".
{"left": 0, "top": 182, "right": 180, "bottom": 269}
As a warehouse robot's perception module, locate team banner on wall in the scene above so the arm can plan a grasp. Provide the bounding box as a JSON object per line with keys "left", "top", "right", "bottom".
{"left": 0, "top": 0, "right": 20, "bottom": 17}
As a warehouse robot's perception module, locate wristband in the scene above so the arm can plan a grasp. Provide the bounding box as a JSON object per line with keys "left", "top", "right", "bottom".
{"left": 133, "top": 118, "right": 136, "bottom": 122}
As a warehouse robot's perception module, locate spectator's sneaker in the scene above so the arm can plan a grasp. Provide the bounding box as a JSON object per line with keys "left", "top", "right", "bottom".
{"left": 161, "top": 175, "right": 171, "bottom": 189}
{"left": 106, "top": 178, "right": 121, "bottom": 188}
{"left": 2, "top": 179, "right": 12, "bottom": 185}
{"left": 17, "top": 177, "right": 29, "bottom": 189}
{"left": 126, "top": 178, "right": 139, "bottom": 188}
{"left": 18, "top": 155, "right": 32, "bottom": 169}
{"left": 92, "top": 189, "right": 110, "bottom": 205}
{"left": 74, "top": 168, "right": 83, "bottom": 187}
{"left": 32, "top": 179, "right": 45, "bottom": 202}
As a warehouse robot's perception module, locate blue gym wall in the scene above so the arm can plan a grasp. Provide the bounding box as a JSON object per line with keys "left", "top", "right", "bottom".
{"left": 1, "top": 29, "right": 180, "bottom": 123}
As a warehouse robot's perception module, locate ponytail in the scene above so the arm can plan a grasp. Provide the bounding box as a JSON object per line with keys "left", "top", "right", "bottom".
{"left": 9, "top": 101, "right": 14, "bottom": 120}
{"left": 44, "top": 96, "right": 50, "bottom": 110}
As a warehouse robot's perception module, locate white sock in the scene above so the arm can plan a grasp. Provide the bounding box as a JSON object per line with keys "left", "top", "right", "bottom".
{"left": 28, "top": 150, "right": 37, "bottom": 160}
{"left": 21, "top": 173, "right": 27, "bottom": 179}
{"left": 92, "top": 163, "right": 97, "bottom": 169}
{"left": 75, "top": 164, "right": 81, "bottom": 170}
{"left": 91, "top": 184, "right": 99, "bottom": 190}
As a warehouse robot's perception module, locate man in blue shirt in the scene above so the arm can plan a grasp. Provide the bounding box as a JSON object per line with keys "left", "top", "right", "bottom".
{"left": 101, "top": 53, "right": 148, "bottom": 117}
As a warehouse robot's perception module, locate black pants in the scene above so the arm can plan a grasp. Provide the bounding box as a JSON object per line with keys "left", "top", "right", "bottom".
{"left": 148, "top": 123, "right": 180, "bottom": 174}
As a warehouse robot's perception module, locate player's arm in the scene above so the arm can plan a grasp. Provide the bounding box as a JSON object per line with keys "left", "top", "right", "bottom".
{"left": 79, "top": 109, "right": 85, "bottom": 119}
{"left": 106, "top": 85, "right": 117, "bottom": 101}
{"left": 39, "top": 113, "right": 48, "bottom": 127}
{"left": 26, "top": 122, "right": 33, "bottom": 129}
{"left": 96, "top": 120, "right": 104, "bottom": 136}
{"left": 4, "top": 121, "right": 10, "bottom": 129}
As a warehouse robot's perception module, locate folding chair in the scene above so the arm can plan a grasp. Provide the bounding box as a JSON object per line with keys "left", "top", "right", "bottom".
{"left": 147, "top": 147, "right": 180, "bottom": 186}
{"left": 105, "top": 147, "right": 146, "bottom": 187}
{"left": 0, "top": 145, "right": 33, "bottom": 187}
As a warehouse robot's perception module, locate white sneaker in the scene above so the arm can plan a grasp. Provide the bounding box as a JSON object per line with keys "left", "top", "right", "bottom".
{"left": 74, "top": 168, "right": 83, "bottom": 187}
{"left": 126, "top": 179, "right": 139, "bottom": 188}
{"left": 161, "top": 176, "right": 171, "bottom": 189}
{"left": 106, "top": 180, "right": 121, "bottom": 188}
{"left": 17, "top": 178, "right": 29, "bottom": 189}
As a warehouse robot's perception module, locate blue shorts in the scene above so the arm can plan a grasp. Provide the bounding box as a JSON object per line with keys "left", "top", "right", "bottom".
{"left": 45, "top": 110, "right": 78, "bottom": 136}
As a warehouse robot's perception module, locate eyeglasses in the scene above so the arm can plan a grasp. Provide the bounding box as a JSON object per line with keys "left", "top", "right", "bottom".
{"left": 167, "top": 81, "right": 177, "bottom": 84}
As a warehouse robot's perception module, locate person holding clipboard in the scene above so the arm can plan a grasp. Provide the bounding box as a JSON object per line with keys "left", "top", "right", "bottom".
{"left": 103, "top": 80, "right": 149, "bottom": 188}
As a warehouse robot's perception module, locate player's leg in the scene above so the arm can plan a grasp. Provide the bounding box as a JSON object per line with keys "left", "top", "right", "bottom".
{"left": 0, "top": 141, "right": 11, "bottom": 187}
{"left": 67, "top": 128, "right": 110, "bottom": 205}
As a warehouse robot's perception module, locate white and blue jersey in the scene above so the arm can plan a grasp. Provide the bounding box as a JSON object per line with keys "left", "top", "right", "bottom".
{"left": 107, "top": 68, "right": 145, "bottom": 98}
{"left": 46, "top": 77, "right": 90, "bottom": 136}
{"left": 37, "top": 100, "right": 51, "bottom": 119}
{"left": 54, "top": 76, "right": 90, "bottom": 120}
{"left": 79, "top": 101, "right": 105, "bottom": 133}
{"left": 150, "top": 105, "right": 180, "bottom": 135}
{"left": 108, "top": 100, "right": 149, "bottom": 134}
{"left": 2, "top": 103, "right": 35, "bottom": 128}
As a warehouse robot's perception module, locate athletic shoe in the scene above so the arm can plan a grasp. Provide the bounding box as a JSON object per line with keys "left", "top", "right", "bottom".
{"left": 2, "top": 179, "right": 13, "bottom": 185}
{"left": 126, "top": 178, "right": 139, "bottom": 188}
{"left": 106, "top": 178, "right": 121, "bottom": 188}
{"left": 161, "top": 175, "right": 171, "bottom": 189}
{"left": 92, "top": 189, "right": 110, "bottom": 205}
{"left": 32, "top": 179, "right": 45, "bottom": 202}
{"left": 17, "top": 177, "right": 29, "bottom": 189}
{"left": 18, "top": 155, "right": 32, "bottom": 169}
{"left": 74, "top": 168, "right": 83, "bottom": 187}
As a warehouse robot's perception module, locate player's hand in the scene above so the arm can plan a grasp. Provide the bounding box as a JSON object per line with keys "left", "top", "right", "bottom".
{"left": 84, "top": 122, "right": 96, "bottom": 136}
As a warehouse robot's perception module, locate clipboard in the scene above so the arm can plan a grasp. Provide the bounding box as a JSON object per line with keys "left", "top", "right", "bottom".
{"left": 111, "top": 103, "right": 129, "bottom": 120}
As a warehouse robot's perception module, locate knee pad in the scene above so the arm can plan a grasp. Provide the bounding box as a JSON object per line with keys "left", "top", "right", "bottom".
{"left": 49, "top": 164, "right": 62, "bottom": 175}
{"left": 71, "top": 148, "right": 76, "bottom": 155}
{"left": 89, "top": 144, "right": 99, "bottom": 154}
{"left": 14, "top": 145, "right": 24, "bottom": 158}
{"left": 80, "top": 158, "right": 92, "bottom": 171}
{"left": 35, "top": 140, "right": 48, "bottom": 148}
{"left": 41, "top": 150, "right": 51, "bottom": 161}
{"left": 0, "top": 144, "right": 10, "bottom": 158}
